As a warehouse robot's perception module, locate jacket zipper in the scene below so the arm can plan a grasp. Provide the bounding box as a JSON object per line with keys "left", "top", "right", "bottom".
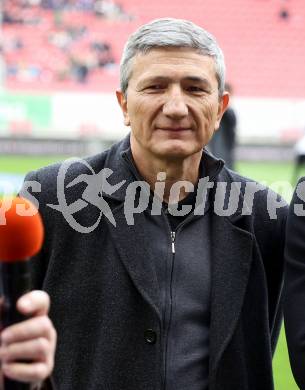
{"left": 162, "top": 206, "right": 207, "bottom": 389}
{"left": 163, "top": 231, "right": 176, "bottom": 390}
{"left": 171, "top": 231, "right": 176, "bottom": 254}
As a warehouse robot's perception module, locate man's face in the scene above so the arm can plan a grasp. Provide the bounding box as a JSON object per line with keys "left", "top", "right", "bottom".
{"left": 117, "top": 47, "right": 229, "bottom": 161}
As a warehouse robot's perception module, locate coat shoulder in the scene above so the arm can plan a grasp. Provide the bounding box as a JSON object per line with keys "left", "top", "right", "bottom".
{"left": 220, "top": 167, "right": 288, "bottom": 221}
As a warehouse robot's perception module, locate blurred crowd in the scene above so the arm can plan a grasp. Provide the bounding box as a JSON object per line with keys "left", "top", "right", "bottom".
{"left": 3, "top": 0, "right": 130, "bottom": 21}
{"left": 1, "top": 0, "right": 132, "bottom": 86}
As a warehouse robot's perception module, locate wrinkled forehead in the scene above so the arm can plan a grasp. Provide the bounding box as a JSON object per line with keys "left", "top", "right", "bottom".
{"left": 128, "top": 47, "right": 218, "bottom": 84}
{"left": 132, "top": 46, "right": 216, "bottom": 66}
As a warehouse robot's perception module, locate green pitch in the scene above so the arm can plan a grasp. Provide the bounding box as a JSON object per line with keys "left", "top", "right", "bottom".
{"left": 0, "top": 156, "right": 68, "bottom": 174}
{"left": 0, "top": 155, "right": 304, "bottom": 390}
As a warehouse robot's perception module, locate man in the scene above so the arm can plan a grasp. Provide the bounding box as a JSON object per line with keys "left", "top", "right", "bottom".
{"left": 21, "top": 18, "right": 287, "bottom": 390}
{"left": 284, "top": 177, "right": 305, "bottom": 389}
{"left": 208, "top": 82, "right": 237, "bottom": 170}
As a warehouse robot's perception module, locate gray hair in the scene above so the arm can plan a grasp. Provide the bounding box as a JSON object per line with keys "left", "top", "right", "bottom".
{"left": 120, "top": 18, "right": 226, "bottom": 97}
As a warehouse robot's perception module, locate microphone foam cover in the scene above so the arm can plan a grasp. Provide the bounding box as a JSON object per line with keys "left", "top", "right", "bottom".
{"left": 0, "top": 197, "right": 44, "bottom": 262}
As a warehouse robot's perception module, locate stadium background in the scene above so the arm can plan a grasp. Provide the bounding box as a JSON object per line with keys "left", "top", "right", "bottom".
{"left": 1, "top": 0, "right": 305, "bottom": 388}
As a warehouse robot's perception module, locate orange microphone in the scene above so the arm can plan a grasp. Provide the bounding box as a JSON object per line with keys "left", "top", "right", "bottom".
{"left": 0, "top": 197, "right": 44, "bottom": 262}
{"left": 0, "top": 197, "right": 44, "bottom": 390}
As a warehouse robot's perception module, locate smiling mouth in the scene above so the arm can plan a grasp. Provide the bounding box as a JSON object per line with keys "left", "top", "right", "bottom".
{"left": 158, "top": 127, "right": 191, "bottom": 131}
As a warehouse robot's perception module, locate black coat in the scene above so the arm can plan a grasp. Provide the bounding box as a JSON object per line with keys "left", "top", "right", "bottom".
{"left": 22, "top": 136, "right": 287, "bottom": 390}
{"left": 284, "top": 177, "right": 305, "bottom": 389}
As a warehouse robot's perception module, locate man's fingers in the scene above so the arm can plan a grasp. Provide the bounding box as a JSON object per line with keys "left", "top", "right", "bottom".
{"left": 2, "top": 362, "right": 50, "bottom": 383}
{"left": 1, "top": 316, "right": 55, "bottom": 344}
{"left": 0, "top": 291, "right": 56, "bottom": 385}
{"left": 16, "top": 290, "right": 50, "bottom": 317}
{"left": 0, "top": 337, "right": 52, "bottom": 362}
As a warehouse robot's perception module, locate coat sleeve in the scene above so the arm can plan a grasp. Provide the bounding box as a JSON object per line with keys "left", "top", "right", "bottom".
{"left": 268, "top": 198, "right": 287, "bottom": 354}
{"left": 284, "top": 177, "right": 305, "bottom": 390}
{"left": 20, "top": 171, "right": 57, "bottom": 390}
{"left": 19, "top": 169, "right": 49, "bottom": 290}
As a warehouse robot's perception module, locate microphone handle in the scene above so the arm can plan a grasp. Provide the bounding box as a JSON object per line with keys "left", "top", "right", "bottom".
{"left": 4, "top": 378, "right": 31, "bottom": 390}
{"left": 1, "top": 261, "right": 31, "bottom": 390}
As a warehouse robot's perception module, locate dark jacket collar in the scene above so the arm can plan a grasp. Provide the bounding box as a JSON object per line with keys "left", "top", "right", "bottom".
{"left": 100, "top": 134, "right": 252, "bottom": 224}
{"left": 102, "top": 134, "right": 223, "bottom": 197}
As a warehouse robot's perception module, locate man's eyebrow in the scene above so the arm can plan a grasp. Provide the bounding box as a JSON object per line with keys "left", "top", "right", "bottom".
{"left": 137, "top": 75, "right": 212, "bottom": 88}
{"left": 137, "top": 76, "right": 171, "bottom": 86}
{"left": 183, "top": 76, "right": 212, "bottom": 87}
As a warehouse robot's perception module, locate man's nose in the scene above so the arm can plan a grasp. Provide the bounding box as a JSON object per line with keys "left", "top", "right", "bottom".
{"left": 162, "top": 88, "right": 188, "bottom": 119}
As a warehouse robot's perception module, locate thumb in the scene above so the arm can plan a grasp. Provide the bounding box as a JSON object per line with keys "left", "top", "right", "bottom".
{"left": 17, "top": 291, "right": 50, "bottom": 317}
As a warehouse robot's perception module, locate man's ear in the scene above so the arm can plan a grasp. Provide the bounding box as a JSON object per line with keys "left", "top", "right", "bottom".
{"left": 116, "top": 90, "right": 130, "bottom": 126}
{"left": 215, "top": 92, "right": 230, "bottom": 130}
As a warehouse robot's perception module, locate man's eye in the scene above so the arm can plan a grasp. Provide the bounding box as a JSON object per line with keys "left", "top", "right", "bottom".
{"left": 187, "top": 86, "right": 205, "bottom": 93}
{"left": 145, "top": 85, "right": 164, "bottom": 91}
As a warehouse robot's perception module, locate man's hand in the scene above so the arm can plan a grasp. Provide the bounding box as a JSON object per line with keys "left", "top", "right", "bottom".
{"left": 0, "top": 290, "right": 56, "bottom": 384}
